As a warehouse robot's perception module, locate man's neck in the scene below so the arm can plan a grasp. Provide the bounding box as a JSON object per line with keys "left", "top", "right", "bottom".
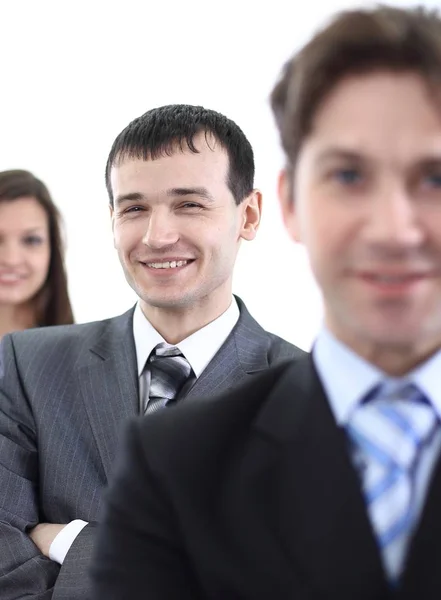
{"left": 140, "top": 296, "right": 233, "bottom": 345}
{"left": 362, "top": 344, "right": 441, "bottom": 376}
{"left": 327, "top": 327, "right": 441, "bottom": 376}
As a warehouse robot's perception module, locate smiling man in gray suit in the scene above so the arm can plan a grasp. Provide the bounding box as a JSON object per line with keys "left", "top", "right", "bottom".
{"left": 0, "top": 104, "right": 304, "bottom": 599}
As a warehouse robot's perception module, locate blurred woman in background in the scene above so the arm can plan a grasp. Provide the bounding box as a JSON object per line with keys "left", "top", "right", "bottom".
{"left": 0, "top": 169, "right": 74, "bottom": 338}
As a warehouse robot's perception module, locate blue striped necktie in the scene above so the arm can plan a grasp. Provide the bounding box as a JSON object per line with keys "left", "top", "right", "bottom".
{"left": 347, "top": 382, "right": 437, "bottom": 583}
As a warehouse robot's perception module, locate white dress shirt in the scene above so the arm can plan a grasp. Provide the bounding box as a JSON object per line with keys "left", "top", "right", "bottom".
{"left": 49, "top": 298, "right": 240, "bottom": 564}
{"left": 312, "top": 327, "right": 441, "bottom": 569}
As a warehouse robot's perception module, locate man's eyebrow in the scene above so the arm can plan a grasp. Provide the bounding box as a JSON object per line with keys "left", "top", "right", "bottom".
{"left": 114, "top": 188, "right": 216, "bottom": 205}
{"left": 167, "top": 187, "right": 215, "bottom": 202}
{"left": 315, "top": 148, "right": 441, "bottom": 169}
{"left": 417, "top": 157, "right": 441, "bottom": 169}
{"left": 114, "top": 192, "right": 146, "bottom": 206}
{"left": 315, "top": 147, "right": 364, "bottom": 166}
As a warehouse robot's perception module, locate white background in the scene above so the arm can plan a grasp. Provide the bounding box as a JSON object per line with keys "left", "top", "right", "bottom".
{"left": 0, "top": 0, "right": 435, "bottom": 349}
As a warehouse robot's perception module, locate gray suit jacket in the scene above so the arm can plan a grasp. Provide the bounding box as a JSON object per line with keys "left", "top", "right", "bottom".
{"left": 0, "top": 297, "right": 304, "bottom": 599}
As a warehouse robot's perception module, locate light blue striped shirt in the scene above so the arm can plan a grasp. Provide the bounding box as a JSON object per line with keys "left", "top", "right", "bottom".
{"left": 312, "top": 328, "right": 441, "bottom": 570}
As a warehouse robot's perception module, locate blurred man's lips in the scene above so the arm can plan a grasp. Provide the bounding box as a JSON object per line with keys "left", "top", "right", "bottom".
{"left": 358, "top": 271, "right": 430, "bottom": 282}
{"left": 354, "top": 270, "right": 432, "bottom": 296}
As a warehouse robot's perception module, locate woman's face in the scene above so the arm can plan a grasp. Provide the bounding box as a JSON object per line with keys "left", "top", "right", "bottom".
{"left": 0, "top": 197, "right": 51, "bottom": 309}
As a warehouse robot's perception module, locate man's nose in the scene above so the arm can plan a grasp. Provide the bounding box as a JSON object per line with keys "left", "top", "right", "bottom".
{"left": 364, "top": 185, "right": 424, "bottom": 249}
{"left": 142, "top": 211, "right": 180, "bottom": 249}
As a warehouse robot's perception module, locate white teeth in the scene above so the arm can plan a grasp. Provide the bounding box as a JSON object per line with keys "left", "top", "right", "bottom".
{"left": 147, "top": 260, "right": 188, "bottom": 269}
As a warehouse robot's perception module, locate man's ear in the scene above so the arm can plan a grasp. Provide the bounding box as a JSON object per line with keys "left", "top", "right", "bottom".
{"left": 109, "top": 204, "right": 116, "bottom": 247}
{"left": 278, "top": 168, "right": 300, "bottom": 242}
{"left": 239, "top": 189, "right": 262, "bottom": 241}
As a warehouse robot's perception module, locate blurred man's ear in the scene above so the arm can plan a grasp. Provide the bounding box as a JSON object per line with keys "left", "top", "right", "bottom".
{"left": 278, "top": 169, "right": 300, "bottom": 242}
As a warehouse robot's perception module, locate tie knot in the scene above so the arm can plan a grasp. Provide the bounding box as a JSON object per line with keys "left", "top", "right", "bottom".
{"left": 349, "top": 382, "right": 437, "bottom": 472}
{"left": 151, "top": 342, "right": 184, "bottom": 359}
{"left": 363, "top": 381, "right": 426, "bottom": 406}
{"left": 372, "top": 381, "right": 425, "bottom": 403}
{"left": 148, "top": 343, "right": 192, "bottom": 383}
{"left": 145, "top": 342, "right": 192, "bottom": 414}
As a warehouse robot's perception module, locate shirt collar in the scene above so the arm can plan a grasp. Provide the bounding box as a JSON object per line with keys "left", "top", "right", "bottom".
{"left": 312, "top": 327, "right": 441, "bottom": 425}
{"left": 411, "top": 351, "right": 441, "bottom": 421}
{"left": 133, "top": 298, "right": 240, "bottom": 378}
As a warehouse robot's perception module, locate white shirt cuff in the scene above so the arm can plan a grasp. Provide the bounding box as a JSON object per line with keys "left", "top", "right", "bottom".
{"left": 49, "top": 519, "right": 88, "bottom": 564}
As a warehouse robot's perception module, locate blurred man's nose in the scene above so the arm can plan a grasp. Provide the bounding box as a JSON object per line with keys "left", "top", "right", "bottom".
{"left": 364, "top": 183, "right": 424, "bottom": 250}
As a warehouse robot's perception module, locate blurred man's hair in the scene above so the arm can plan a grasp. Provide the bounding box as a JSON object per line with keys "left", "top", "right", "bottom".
{"left": 271, "top": 5, "right": 441, "bottom": 178}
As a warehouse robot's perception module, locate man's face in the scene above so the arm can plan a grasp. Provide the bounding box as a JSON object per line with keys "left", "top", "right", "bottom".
{"left": 280, "top": 72, "right": 441, "bottom": 357}
{"left": 110, "top": 133, "right": 260, "bottom": 315}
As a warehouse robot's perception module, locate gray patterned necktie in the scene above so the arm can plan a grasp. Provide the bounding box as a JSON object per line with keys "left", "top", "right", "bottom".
{"left": 144, "top": 342, "right": 192, "bottom": 414}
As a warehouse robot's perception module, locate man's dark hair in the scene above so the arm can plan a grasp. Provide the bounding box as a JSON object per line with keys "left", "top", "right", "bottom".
{"left": 105, "top": 104, "right": 255, "bottom": 206}
{"left": 270, "top": 5, "right": 441, "bottom": 176}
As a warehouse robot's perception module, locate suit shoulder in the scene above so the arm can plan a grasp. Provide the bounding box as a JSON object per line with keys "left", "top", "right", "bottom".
{"left": 266, "top": 332, "right": 306, "bottom": 361}
{"left": 233, "top": 297, "right": 306, "bottom": 362}
{"left": 8, "top": 319, "right": 106, "bottom": 346}
{"left": 3, "top": 311, "right": 131, "bottom": 361}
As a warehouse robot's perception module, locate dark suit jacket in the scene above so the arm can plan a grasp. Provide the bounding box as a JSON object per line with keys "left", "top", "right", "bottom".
{"left": 0, "top": 297, "right": 303, "bottom": 600}
{"left": 90, "top": 354, "right": 441, "bottom": 600}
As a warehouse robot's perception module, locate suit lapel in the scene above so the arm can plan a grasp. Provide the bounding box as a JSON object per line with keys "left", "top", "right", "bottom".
{"left": 399, "top": 450, "right": 441, "bottom": 599}
{"left": 77, "top": 308, "right": 139, "bottom": 479}
{"left": 186, "top": 297, "right": 271, "bottom": 399}
{"left": 251, "top": 356, "right": 390, "bottom": 599}
{"left": 78, "top": 297, "right": 268, "bottom": 474}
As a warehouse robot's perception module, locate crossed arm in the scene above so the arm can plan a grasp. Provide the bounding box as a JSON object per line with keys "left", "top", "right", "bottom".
{"left": 0, "top": 336, "right": 95, "bottom": 600}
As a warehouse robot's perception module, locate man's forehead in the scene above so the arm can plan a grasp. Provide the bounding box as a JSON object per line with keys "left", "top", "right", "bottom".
{"left": 115, "top": 139, "right": 226, "bottom": 169}
{"left": 112, "top": 146, "right": 228, "bottom": 187}
{"left": 300, "top": 95, "right": 441, "bottom": 166}
{"left": 110, "top": 147, "right": 231, "bottom": 205}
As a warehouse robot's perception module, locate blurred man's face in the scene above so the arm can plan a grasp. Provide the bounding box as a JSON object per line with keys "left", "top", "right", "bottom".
{"left": 280, "top": 72, "right": 441, "bottom": 367}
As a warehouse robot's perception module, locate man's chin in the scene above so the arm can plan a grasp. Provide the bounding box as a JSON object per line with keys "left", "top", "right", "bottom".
{"left": 359, "top": 320, "right": 435, "bottom": 350}
{"left": 140, "top": 294, "right": 193, "bottom": 311}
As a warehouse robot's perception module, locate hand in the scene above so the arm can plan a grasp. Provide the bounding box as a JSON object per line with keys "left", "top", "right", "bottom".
{"left": 29, "top": 523, "right": 67, "bottom": 558}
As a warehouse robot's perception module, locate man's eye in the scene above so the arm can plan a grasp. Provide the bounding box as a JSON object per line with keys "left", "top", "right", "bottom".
{"left": 424, "top": 173, "right": 441, "bottom": 188}
{"left": 332, "top": 168, "right": 362, "bottom": 185}
{"left": 125, "top": 206, "right": 143, "bottom": 213}
{"left": 180, "top": 202, "right": 202, "bottom": 209}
